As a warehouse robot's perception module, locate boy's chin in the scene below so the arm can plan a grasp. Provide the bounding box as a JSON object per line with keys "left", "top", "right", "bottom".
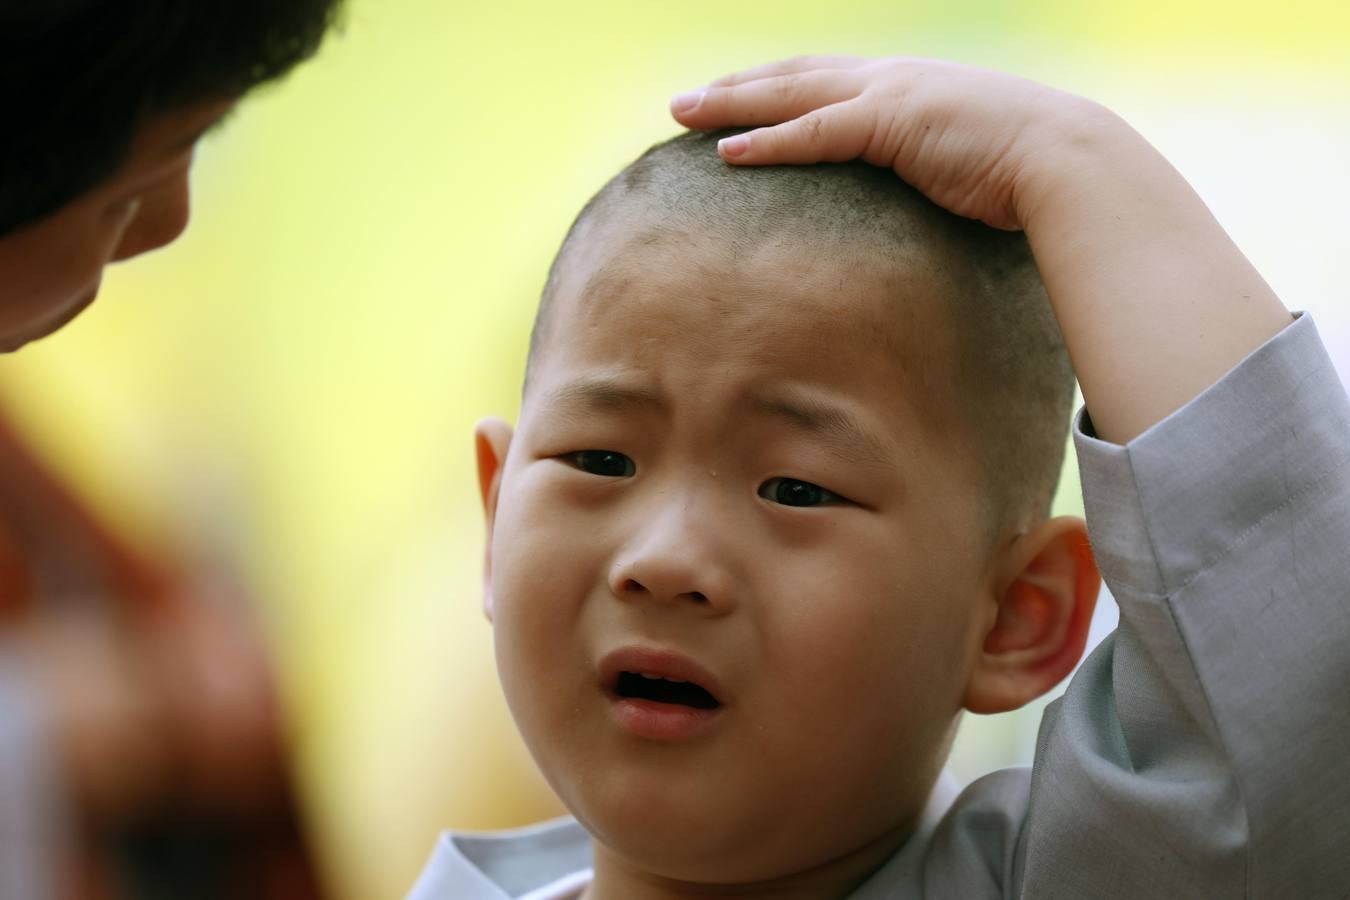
{"left": 585, "top": 815, "right": 775, "bottom": 885}
{"left": 567, "top": 777, "right": 768, "bottom": 881}
{"left": 569, "top": 774, "right": 912, "bottom": 887}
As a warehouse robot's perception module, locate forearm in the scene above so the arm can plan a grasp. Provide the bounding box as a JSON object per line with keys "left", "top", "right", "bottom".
{"left": 1020, "top": 104, "right": 1292, "bottom": 444}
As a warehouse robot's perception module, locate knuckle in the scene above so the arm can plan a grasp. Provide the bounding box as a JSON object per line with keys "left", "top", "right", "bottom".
{"left": 799, "top": 110, "right": 827, "bottom": 145}
{"left": 771, "top": 73, "right": 801, "bottom": 104}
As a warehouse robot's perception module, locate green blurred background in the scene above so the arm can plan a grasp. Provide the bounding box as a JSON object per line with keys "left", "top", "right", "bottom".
{"left": 1, "top": 1, "right": 1346, "bottom": 896}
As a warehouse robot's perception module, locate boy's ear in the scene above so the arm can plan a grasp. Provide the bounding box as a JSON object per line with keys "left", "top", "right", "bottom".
{"left": 474, "top": 418, "right": 514, "bottom": 623}
{"left": 963, "top": 516, "right": 1100, "bottom": 715}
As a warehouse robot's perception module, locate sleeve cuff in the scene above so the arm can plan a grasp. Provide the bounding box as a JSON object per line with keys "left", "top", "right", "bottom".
{"left": 1072, "top": 312, "right": 1350, "bottom": 597}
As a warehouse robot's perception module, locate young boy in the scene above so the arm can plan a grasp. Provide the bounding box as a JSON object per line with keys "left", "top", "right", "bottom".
{"left": 412, "top": 58, "right": 1349, "bottom": 898}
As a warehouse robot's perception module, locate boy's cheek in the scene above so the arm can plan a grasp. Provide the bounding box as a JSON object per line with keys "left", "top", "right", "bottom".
{"left": 489, "top": 504, "right": 600, "bottom": 627}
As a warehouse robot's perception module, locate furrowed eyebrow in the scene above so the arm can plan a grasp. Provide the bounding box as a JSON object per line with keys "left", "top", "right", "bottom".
{"left": 745, "top": 391, "right": 893, "bottom": 471}
{"left": 538, "top": 379, "right": 894, "bottom": 471}
{"left": 543, "top": 377, "right": 668, "bottom": 415}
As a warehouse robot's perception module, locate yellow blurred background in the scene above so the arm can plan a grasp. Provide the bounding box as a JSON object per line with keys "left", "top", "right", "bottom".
{"left": 1, "top": 1, "right": 1347, "bottom": 896}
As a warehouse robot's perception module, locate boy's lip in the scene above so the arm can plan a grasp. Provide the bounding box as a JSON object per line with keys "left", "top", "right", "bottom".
{"left": 598, "top": 646, "right": 727, "bottom": 742}
{"left": 598, "top": 646, "right": 725, "bottom": 702}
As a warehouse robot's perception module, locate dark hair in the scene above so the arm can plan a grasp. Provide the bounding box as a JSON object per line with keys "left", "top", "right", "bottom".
{"left": 531, "top": 130, "right": 1075, "bottom": 533}
{"left": 0, "top": 0, "right": 343, "bottom": 236}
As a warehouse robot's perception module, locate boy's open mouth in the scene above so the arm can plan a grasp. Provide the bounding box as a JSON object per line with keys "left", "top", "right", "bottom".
{"left": 614, "top": 671, "right": 720, "bottom": 710}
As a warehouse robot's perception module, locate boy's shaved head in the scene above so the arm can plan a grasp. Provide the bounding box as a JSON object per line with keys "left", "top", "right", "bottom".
{"left": 530, "top": 130, "right": 1074, "bottom": 534}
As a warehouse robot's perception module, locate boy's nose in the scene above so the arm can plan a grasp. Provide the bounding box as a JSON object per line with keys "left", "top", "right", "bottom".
{"left": 607, "top": 508, "right": 736, "bottom": 616}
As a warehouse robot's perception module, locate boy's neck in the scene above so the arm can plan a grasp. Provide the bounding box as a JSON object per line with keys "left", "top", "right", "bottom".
{"left": 582, "top": 815, "right": 917, "bottom": 900}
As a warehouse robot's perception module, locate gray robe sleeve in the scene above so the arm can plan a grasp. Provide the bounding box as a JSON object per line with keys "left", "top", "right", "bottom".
{"left": 1015, "top": 312, "right": 1350, "bottom": 898}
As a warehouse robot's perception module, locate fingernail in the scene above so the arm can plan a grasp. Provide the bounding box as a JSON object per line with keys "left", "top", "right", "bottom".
{"left": 718, "top": 134, "right": 749, "bottom": 158}
{"left": 671, "top": 89, "right": 705, "bottom": 114}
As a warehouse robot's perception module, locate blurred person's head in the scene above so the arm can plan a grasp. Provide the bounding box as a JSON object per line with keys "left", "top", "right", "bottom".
{"left": 473, "top": 130, "right": 1100, "bottom": 891}
{"left": 0, "top": 0, "right": 343, "bottom": 351}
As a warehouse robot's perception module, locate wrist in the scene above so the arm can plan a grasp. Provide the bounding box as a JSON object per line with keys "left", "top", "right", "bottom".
{"left": 1013, "top": 98, "right": 1153, "bottom": 238}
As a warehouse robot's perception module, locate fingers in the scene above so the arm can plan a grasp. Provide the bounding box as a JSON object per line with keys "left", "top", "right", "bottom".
{"left": 672, "top": 69, "right": 863, "bottom": 131}
{"left": 705, "top": 54, "right": 867, "bottom": 88}
{"left": 715, "top": 99, "right": 873, "bottom": 166}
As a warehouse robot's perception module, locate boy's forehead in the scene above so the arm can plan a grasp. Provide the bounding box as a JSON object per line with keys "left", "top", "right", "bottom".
{"left": 534, "top": 216, "right": 964, "bottom": 430}
{"left": 559, "top": 224, "right": 845, "bottom": 343}
{"left": 555, "top": 212, "right": 951, "bottom": 329}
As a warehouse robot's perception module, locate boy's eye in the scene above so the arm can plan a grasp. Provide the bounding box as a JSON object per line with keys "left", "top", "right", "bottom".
{"left": 568, "top": 450, "right": 635, "bottom": 478}
{"left": 758, "top": 477, "right": 842, "bottom": 507}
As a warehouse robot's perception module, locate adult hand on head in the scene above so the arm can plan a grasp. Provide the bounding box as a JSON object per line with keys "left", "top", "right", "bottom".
{"left": 669, "top": 55, "right": 1116, "bottom": 232}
